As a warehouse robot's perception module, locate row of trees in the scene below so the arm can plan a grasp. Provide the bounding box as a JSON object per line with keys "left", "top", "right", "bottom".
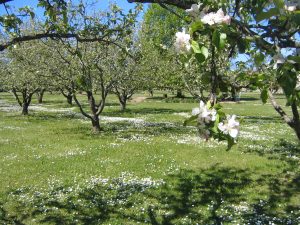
{"left": 1, "top": 0, "right": 299, "bottom": 144}
{"left": 0, "top": 2, "right": 254, "bottom": 134}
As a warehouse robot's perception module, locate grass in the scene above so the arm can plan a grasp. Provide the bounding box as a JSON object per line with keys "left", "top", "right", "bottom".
{"left": 0, "top": 91, "right": 299, "bottom": 224}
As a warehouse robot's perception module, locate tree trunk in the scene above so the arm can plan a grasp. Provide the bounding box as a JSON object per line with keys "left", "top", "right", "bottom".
{"left": 91, "top": 116, "right": 101, "bottom": 133}
{"left": 22, "top": 103, "right": 29, "bottom": 115}
{"left": 176, "top": 89, "right": 184, "bottom": 98}
{"left": 231, "top": 86, "right": 237, "bottom": 101}
{"left": 66, "top": 95, "right": 73, "bottom": 105}
{"left": 36, "top": 89, "right": 45, "bottom": 104}
{"left": 120, "top": 99, "right": 126, "bottom": 111}
{"left": 117, "top": 93, "right": 127, "bottom": 111}
{"left": 209, "top": 36, "right": 218, "bottom": 106}
{"left": 268, "top": 90, "right": 300, "bottom": 141}
{"left": 60, "top": 90, "right": 73, "bottom": 105}
{"left": 292, "top": 122, "right": 300, "bottom": 140}
{"left": 87, "top": 91, "right": 101, "bottom": 133}
{"left": 149, "top": 89, "right": 154, "bottom": 97}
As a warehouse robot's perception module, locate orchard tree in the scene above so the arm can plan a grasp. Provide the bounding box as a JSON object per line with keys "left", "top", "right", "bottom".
{"left": 0, "top": 0, "right": 142, "bottom": 56}
{"left": 37, "top": 39, "right": 78, "bottom": 106}
{"left": 58, "top": 37, "right": 136, "bottom": 132}
{"left": 139, "top": 4, "right": 187, "bottom": 97}
{"left": 112, "top": 49, "right": 141, "bottom": 111}
{"left": 0, "top": 40, "right": 49, "bottom": 115}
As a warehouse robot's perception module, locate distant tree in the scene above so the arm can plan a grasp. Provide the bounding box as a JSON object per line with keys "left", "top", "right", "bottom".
{"left": 139, "top": 4, "right": 187, "bottom": 97}
{"left": 0, "top": 40, "right": 49, "bottom": 115}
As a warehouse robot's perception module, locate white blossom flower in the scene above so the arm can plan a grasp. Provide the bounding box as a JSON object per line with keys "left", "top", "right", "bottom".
{"left": 185, "top": 3, "right": 202, "bottom": 18}
{"left": 218, "top": 115, "right": 239, "bottom": 138}
{"left": 200, "top": 9, "right": 231, "bottom": 25}
{"left": 192, "top": 101, "right": 216, "bottom": 123}
{"left": 200, "top": 12, "right": 215, "bottom": 25}
{"left": 284, "top": 0, "right": 299, "bottom": 11}
{"left": 192, "top": 107, "right": 200, "bottom": 115}
{"left": 222, "top": 15, "right": 231, "bottom": 25}
{"left": 174, "top": 29, "right": 191, "bottom": 54}
{"left": 285, "top": 4, "right": 297, "bottom": 11}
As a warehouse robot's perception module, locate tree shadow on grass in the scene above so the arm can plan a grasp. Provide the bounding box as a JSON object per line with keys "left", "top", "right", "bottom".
{"left": 242, "top": 116, "right": 283, "bottom": 124}
{"left": 2, "top": 165, "right": 299, "bottom": 224}
{"left": 243, "top": 139, "right": 300, "bottom": 167}
{"left": 102, "top": 108, "right": 187, "bottom": 117}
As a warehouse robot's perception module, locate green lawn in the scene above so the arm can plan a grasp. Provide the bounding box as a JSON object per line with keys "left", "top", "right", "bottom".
{"left": 0, "top": 91, "right": 299, "bottom": 224}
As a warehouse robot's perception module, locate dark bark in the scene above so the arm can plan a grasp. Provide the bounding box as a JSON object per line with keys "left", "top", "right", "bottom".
{"left": 12, "top": 88, "right": 36, "bottom": 115}
{"left": 60, "top": 90, "right": 73, "bottom": 105}
{"left": 292, "top": 121, "right": 300, "bottom": 140}
{"left": 127, "top": 0, "right": 195, "bottom": 9}
{"left": 22, "top": 103, "right": 29, "bottom": 115}
{"left": 268, "top": 90, "right": 300, "bottom": 140}
{"left": 209, "top": 36, "right": 218, "bottom": 106}
{"left": 12, "top": 88, "right": 22, "bottom": 107}
{"left": 36, "top": 89, "right": 45, "bottom": 104}
{"left": 91, "top": 116, "right": 101, "bottom": 133}
{"left": 87, "top": 91, "right": 101, "bottom": 133}
{"left": 115, "top": 88, "right": 134, "bottom": 112}
{"left": 119, "top": 97, "right": 127, "bottom": 111}
{"left": 149, "top": 89, "right": 154, "bottom": 97}
{"left": 176, "top": 89, "right": 184, "bottom": 98}
{"left": 73, "top": 90, "right": 106, "bottom": 133}
{"left": 0, "top": 31, "right": 124, "bottom": 52}
{"left": 230, "top": 86, "right": 240, "bottom": 102}
{"left": 66, "top": 95, "right": 73, "bottom": 105}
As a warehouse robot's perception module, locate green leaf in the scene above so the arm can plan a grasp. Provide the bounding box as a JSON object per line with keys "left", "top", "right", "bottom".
{"left": 212, "top": 114, "right": 220, "bottom": 133}
{"left": 191, "top": 40, "right": 201, "bottom": 54}
{"left": 190, "top": 21, "right": 203, "bottom": 34}
{"left": 278, "top": 71, "right": 297, "bottom": 97}
{"left": 212, "top": 30, "right": 226, "bottom": 50}
{"left": 260, "top": 88, "right": 268, "bottom": 104}
{"left": 183, "top": 115, "right": 198, "bottom": 126}
{"left": 201, "top": 46, "right": 209, "bottom": 59}
{"left": 226, "top": 137, "right": 235, "bottom": 150}
{"left": 256, "top": 8, "right": 280, "bottom": 22}
{"left": 292, "top": 12, "right": 300, "bottom": 26}
{"left": 237, "top": 39, "right": 247, "bottom": 53}
{"left": 212, "top": 30, "right": 220, "bottom": 49}
{"left": 219, "top": 33, "right": 227, "bottom": 50}
{"left": 195, "top": 53, "right": 206, "bottom": 63}
{"left": 287, "top": 56, "right": 300, "bottom": 64}
{"left": 254, "top": 52, "right": 265, "bottom": 65}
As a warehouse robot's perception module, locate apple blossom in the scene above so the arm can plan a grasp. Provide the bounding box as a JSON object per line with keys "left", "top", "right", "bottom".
{"left": 192, "top": 100, "right": 216, "bottom": 123}
{"left": 174, "top": 29, "right": 191, "bottom": 54}
{"left": 284, "top": 0, "right": 299, "bottom": 11}
{"left": 200, "top": 9, "right": 231, "bottom": 25}
{"left": 185, "top": 3, "right": 202, "bottom": 18}
{"left": 218, "top": 115, "right": 240, "bottom": 138}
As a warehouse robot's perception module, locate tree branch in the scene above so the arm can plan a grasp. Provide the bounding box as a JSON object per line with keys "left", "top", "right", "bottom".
{"left": 127, "top": 0, "right": 195, "bottom": 9}
{"left": 0, "top": 32, "right": 121, "bottom": 52}
{"left": 268, "top": 90, "right": 293, "bottom": 126}
{"left": 158, "top": 3, "right": 185, "bottom": 19}
{"left": 11, "top": 88, "right": 22, "bottom": 107}
{"left": 73, "top": 94, "right": 93, "bottom": 120}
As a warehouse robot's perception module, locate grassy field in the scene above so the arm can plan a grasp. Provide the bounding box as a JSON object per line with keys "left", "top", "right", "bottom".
{"left": 0, "top": 91, "right": 299, "bottom": 224}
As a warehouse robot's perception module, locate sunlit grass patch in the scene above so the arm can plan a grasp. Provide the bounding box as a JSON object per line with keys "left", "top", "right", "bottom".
{"left": 0, "top": 92, "right": 299, "bottom": 224}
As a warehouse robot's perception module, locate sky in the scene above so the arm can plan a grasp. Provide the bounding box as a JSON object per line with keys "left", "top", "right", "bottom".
{"left": 0, "top": 0, "right": 145, "bottom": 18}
